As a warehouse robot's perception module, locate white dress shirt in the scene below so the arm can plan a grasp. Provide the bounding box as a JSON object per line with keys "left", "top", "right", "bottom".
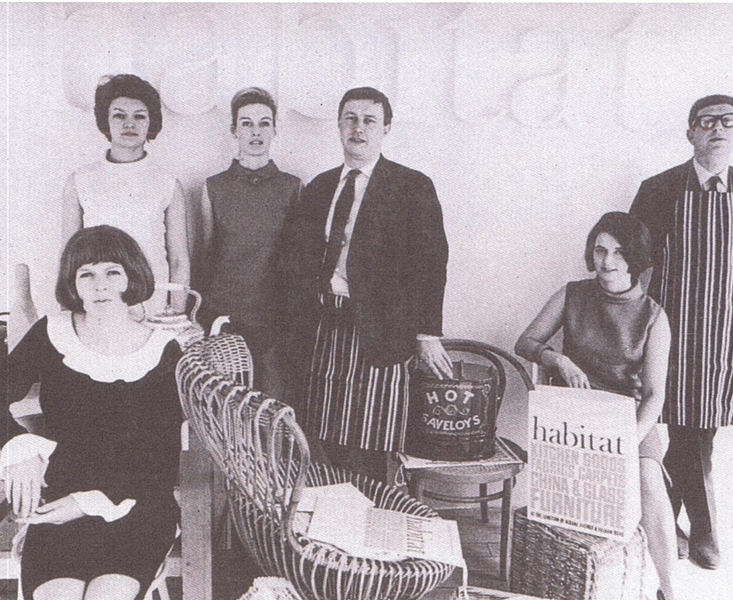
{"left": 324, "top": 159, "right": 379, "bottom": 297}
{"left": 693, "top": 158, "right": 729, "bottom": 192}
{"left": 323, "top": 158, "right": 438, "bottom": 342}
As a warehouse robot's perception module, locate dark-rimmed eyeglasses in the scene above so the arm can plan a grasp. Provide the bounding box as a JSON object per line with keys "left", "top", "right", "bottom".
{"left": 693, "top": 113, "right": 733, "bottom": 130}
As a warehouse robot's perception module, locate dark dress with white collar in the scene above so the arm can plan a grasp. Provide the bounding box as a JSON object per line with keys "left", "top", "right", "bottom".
{"left": 3, "top": 314, "right": 182, "bottom": 597}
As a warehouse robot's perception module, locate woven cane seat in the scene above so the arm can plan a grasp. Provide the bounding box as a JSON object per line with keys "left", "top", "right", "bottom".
{"left": 511, "top": 507, "right": 651, "bottom": 600}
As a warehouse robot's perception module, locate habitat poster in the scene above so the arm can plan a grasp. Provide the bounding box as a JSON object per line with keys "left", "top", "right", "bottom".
{"left": 528, "top": 385, "right": 641, "bottom": 541}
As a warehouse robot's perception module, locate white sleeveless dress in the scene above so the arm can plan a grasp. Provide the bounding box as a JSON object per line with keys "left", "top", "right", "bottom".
{"left": 74, "top": 154, "right": 175, "bottom": 313}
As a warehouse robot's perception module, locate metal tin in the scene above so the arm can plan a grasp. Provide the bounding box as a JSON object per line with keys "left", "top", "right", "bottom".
{"left": 406, "top": 361, "right": 500, "bottom": 460}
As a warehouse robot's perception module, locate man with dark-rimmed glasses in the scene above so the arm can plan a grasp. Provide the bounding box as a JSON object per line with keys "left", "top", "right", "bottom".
{"left": 630, "top": 95, "right": 733, "bottom": 571}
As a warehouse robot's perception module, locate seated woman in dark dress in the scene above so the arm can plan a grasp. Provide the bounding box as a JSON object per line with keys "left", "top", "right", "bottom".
{"left": 515, "top": 212, "right": 676, "bottom": 600}
{"left": 2, "top": 226, "right": 182, "bottom": 600}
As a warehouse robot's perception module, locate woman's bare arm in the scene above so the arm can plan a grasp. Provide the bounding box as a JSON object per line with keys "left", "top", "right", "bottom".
{"left": 61, "top": 173, "right": 83, "bottom": 245}
{"left": 515, "top": 285, "right": 590, "bottom": 388}
{"left": 200, "top": 182, "right": 214, "bottom": 260}
{"left": 637, "top": 309, "right": 671, "bottom": 441}
{"left": 165, "top": 180, "right": 191, "bottom": 312}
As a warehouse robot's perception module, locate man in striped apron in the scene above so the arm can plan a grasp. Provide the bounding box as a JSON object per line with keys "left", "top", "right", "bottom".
{"left": 285, "top": 87, "right": 452, "bottom": 483}
{"left": 630, "top": 95, "right": 733, "bottom": 570}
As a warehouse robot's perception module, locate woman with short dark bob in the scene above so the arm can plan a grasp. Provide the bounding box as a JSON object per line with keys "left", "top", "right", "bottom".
{"left": 2, "top": 226, "right": 182, "bottom": 600}
{"left": 62, "top": 74, "right": 190, "bottom": 314}
{"left": 515, "top": 212, "right": 677, "bottom": 600}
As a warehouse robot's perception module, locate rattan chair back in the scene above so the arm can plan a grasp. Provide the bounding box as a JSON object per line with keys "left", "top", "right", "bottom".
{"left": 176, "top": 333, "right": 254, "bottom": 476}
{"left": 177, "top": 334, "right": 455, "bottom": 600}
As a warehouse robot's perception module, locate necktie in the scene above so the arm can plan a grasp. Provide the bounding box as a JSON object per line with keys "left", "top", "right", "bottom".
{"left": 320, "top": 169, "right": 360, "bottom": 292}
{"left": 707, "top": 176, "right": 721, "bottom": 193}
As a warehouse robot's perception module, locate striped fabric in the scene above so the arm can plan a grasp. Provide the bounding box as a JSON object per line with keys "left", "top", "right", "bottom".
{"left": 660, "top": 185, "right": 733, "bottom": 427}
{"left": 306, "top": 294, "right": 411, "bottom": 452}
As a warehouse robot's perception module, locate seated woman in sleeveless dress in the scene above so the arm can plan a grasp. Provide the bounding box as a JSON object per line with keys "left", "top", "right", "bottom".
{"left": 61, "top": 74, "right": 190, "bottom": 314}
{"left": 2, "top": 226, "right": 182, "bottom": 600}
{"left": 515, "top": 212, "right": 676, "bottom": 600}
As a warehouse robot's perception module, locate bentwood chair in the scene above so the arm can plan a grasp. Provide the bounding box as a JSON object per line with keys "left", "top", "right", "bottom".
{"left": 176, "top": 333, "right": 455, "bottom": 600}
{"left": 401, "top": 339, "right": 533, "bottom": 583}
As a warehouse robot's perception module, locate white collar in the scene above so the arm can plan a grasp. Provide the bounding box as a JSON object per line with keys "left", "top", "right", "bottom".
{"left": 340, "top": 156, "right": 379, "bottom": 181}
{"left": 693, "top": 158, "right": 728, "bottom": 191}
{"left": 47, "top": 312, "right": 178, "bottom": 383}
{"left": 102, "top": 150, "right": 154, "bottom": 173}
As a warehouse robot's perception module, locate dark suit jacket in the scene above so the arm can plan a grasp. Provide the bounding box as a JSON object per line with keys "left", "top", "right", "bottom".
{"left": 629, "top": 159, "right": 733, "bottom": 301}
{"left": 283, "top": 155, "right": 449, "bottom": 367}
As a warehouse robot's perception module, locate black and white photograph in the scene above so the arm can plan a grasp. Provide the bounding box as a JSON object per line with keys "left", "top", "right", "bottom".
{"left": 1, "top": 3, "right": 732, "bottom": 600}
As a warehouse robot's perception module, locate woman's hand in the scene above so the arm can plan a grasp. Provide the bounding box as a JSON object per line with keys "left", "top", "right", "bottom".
{"left": 17, "top": 495, "right": 85, "bottom": 526}
{"left": 553, "top": 355, "right": 591, "bottom": 389}
{"left": 4, "top": 455, "right": 47, "bottom": 518}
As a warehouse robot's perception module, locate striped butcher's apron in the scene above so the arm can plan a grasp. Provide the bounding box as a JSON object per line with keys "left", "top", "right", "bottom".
{"left": 305, "top": 293, "right": 411, "bottom": 452}
{"left": 659, "top": 167, "right": 733, "bottom": 428}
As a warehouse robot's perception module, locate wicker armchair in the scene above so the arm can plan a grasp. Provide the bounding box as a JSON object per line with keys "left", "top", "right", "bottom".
{"left": 176, "top": 334, "right": 455, "bottom": 600}
{"left": 176, "top": 333, "right": 254, "bottom": 478}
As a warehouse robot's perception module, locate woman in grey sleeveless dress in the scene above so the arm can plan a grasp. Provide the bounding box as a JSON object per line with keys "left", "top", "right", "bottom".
{"left": 516, "top": 212, "right": 677, "bottom": 600}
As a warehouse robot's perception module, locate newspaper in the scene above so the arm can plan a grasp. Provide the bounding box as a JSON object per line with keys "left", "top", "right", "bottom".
{"left": 296, "top": 482, "right": 374, "bottom": 513}
{"left": 304, "top": 484, "right": 466, "bottom": 569}
{"left": 450, "top": 586, "right": 549, "bottom": 600}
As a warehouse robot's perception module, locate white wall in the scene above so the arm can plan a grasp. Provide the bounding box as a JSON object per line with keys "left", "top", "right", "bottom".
{"left": 0, "top": 3, "right": 7, "bottom": 314}
{"left": 6, "top": 3, "right": 733, "bottom": 443}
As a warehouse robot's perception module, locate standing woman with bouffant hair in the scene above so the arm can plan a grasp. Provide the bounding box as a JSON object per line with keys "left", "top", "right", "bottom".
{"left": 62, "top": 74, "right": 190, "bottom": 314}
{"left": 2, "top": 225, "right": 182, "bottom": 600}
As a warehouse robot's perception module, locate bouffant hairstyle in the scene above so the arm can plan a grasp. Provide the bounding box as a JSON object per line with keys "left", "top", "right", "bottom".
{"left": 688, "top": 94, "right": 733, "bottom": 127}
{"left": 230, "top": 87, "right": 277, "bottom": 129}
{"left": 338, "top": 87, "right": 393, "bottom": 126}
{"left": 584, "top": 212, "right": 652, "bottom": 283}
{"left": 56, "top": 226, "right": 155, "bottom": 312}
{"left": 94, "top": 74, "right": 163, "bottom": 141}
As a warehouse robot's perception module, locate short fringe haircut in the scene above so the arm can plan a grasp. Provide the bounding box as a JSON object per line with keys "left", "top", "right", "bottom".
{"left": 56, "top": 225, "right": 155, "bottom": 312}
